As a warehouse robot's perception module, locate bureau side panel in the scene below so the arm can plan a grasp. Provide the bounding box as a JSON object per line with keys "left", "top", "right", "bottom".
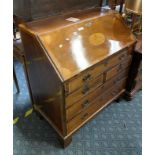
{"left": 20, "top": 29, "right": 65, "bottom": 136}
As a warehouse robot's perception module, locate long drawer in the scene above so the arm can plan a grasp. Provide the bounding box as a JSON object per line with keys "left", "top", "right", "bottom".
{"left": 66, "top": 78, "right": 127, "bottom": 134}
{"left": 64, "top": 48, "right": 129, "bottom": 94}
{"left": 66, "top": 69, "right": 129, "bottom": 121}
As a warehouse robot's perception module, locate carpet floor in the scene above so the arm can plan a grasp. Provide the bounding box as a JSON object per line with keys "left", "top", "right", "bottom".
{"left": 13, "top": 61, "right": 142, "bottom": 155}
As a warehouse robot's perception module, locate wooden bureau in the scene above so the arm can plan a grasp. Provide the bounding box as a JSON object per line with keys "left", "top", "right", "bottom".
{"left": 19, "top": 8, "right": 136, "bottom": 147}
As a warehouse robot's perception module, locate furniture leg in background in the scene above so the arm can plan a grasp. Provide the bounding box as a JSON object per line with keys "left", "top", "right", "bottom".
{"left": 125, "top": 34, "right": 142, "bottom": 100}
{"left": 13, "top": 65, "right": 20, "bottom": 93}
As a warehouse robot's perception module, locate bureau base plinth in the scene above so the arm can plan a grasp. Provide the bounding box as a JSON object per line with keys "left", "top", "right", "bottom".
{"left": 58, "top": 136, "right": 72, "bottom": 148}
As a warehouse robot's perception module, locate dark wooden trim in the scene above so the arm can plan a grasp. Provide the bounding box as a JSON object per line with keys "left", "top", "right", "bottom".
{"left": 119, "top": 0, "right": 124, "bottom": 14}
{"left": 125, "top": 34, "right": 142, "bottom": 100}
{"left": 13, "top": 65, "right": 20, "bottom": 93}
{"left": 22, "top": 56, "right": 36, "bottom": 106}
{"left": 125, "top": 51, "right": 142, "bottom": 92}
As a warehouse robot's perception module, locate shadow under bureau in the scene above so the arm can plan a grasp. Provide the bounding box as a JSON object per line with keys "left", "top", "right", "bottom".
{"left": 19, "top": 8, "right": 136, "bottom": 147}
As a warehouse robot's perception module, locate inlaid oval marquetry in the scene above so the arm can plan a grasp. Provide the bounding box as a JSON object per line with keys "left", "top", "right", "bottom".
{"left": 89, "top": 33, "right": 105, "bottom": 46}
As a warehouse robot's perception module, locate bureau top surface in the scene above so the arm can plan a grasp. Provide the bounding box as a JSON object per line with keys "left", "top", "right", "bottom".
{"left": 21, "top": 8, "right": 136, "bottom": 81}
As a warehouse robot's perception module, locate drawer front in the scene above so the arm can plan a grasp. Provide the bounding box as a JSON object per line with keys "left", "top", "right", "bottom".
{"left": 66, "top": 69, "right": 129, "bottom": 121}
{"left": 65, "top": 75, "right": 104, "bottom": 108}
{"left": 65, "top": 48, "right": 129, "bottom": 94}
{"left": 106, "top": 56, "right": 131, "bottom": 81}
{"left": 67, "top": 78, "right": 127, "bottom": 134}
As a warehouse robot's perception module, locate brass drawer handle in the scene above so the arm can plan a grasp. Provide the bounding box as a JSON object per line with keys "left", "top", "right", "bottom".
{"left": 113, "top": 77, "right": 121, "bottom": 84}
{"left": 82, "top": 100, "right": 90, "bottom": 108}
{"left": 117, "top": 64, "right": 122, "bottom": 72}
{"left": 103, "top": 60, "right": 108, "bottom": 66}
{"left": 83, "top": 73, "right": 91, "bottom": 81}
{"left": 111, "top": 90, "right": 118, "bottom": 96}
{"left": 81, "top": 113, "right": 88, "bottom": 120}
{"left": 113, "top": 79, "right": 117, "bottom": 84}
{"left": 82, "top": 85, "right": 90, "bottom": 94}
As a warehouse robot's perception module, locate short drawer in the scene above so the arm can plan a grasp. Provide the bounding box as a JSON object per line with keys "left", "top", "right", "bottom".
{"left": 66, "top": 69, "right": 129, "bottom": 121}
{"left": 65, "top": 74, "right": 104, "bottom": 108}
{"left": 64, "top": 48, "right": 129, "bottom": 94}
{"left": 66, "top": 78, "right": 127, "bottom": 134}
{"left": 106, "top": 56, "right": 131, "bottom": 81}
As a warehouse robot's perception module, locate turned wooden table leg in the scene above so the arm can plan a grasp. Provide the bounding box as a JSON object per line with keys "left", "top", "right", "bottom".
{"left": 124, "top": 91, "right": 133, "bottom": 101}
{"left": 58, "top": 136, "right": 72, "bottom": 148}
